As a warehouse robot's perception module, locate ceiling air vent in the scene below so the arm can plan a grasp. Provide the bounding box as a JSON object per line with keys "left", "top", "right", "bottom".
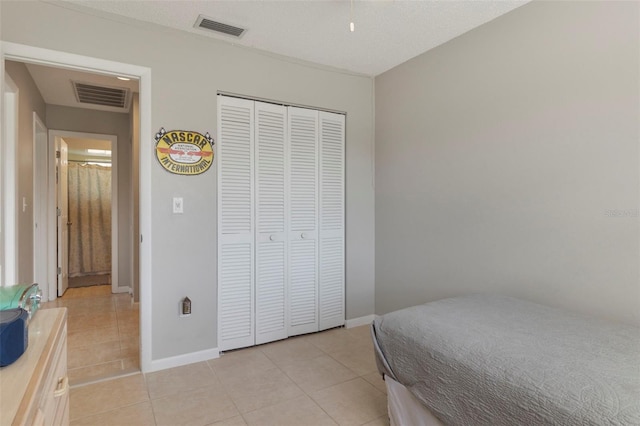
{"left": 73, "top": 81, "right": 129, "bottom": 108}
{"left": 195, "top": 15, "right": 246, "bottom": 38}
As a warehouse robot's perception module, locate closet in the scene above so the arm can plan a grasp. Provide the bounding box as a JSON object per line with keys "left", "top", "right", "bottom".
{"left": 217, "top": 95, "right": 345, "bottom": 351}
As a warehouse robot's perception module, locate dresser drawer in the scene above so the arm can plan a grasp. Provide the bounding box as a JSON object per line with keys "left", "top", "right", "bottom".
{"left": 39, "top": 325, "right": 68, "bottom": 425}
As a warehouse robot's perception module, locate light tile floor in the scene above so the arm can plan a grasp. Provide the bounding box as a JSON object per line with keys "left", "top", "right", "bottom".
{"left": 68, "top": 325, "right": 389, "bottom": 425}
{"left": 41, "top": 285, "right": 140, "bottom": 386}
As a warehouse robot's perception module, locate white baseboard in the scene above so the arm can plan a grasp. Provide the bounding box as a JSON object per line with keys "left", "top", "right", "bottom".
{"left": 112, "top": 286, "right": 130, "bottom": 294}
{"left": 346, "top": 314, "right": 376, "bottom": 328}
{"left": 148, "top": 347, "right": 220, "bottom": 373}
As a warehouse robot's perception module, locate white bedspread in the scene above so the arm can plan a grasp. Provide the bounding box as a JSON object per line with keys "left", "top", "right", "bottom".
{"left": 372, "top": 294, "right": 640, "bottom": 425}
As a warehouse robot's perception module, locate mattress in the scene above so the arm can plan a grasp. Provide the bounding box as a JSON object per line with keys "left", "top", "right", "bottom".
{"left": 372, "top": 294, "right": 640, "bottom": 425}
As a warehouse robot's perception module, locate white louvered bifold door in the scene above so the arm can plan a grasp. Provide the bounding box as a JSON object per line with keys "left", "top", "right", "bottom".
{"left": 287, "top": 107, "right": 319, "bottom": 336}
{"left": 255, "top": 102, "right": 288, "bottom": 345}
{"left": 217, "top": 96, "right": 255, "bottom": 351}
{"left": 318, "top": 112, "right": 345, "bottom": 330}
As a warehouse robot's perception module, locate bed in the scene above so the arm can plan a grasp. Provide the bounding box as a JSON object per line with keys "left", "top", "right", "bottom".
{"left": 371, "top": 294, "right": 640, "bottom": 426}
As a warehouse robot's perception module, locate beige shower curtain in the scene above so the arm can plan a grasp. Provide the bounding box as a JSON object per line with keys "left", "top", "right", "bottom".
{"left": 68, "top": 163, "right": 112, "bottom": 278}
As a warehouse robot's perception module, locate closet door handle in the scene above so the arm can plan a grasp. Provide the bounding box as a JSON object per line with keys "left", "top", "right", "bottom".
{"left": 269, "top": 235, "right": 275, "bottom": 241}
{"left": 300, "top": 233, "right": 307, "bottom": 239}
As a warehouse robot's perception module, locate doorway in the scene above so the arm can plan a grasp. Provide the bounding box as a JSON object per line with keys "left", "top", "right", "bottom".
{"left": 1, "top": 41, "right": 152, "bottom": 373}
{"left": 49, "top": 131, "right": 119, "bottom": 297}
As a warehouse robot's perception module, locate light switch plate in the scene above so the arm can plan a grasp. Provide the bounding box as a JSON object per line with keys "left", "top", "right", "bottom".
{"left": 173, "top": 197, "right": 183, "bottom": 214}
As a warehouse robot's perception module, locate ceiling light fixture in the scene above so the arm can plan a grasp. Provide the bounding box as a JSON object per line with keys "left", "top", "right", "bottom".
{"left": 350, "top": 0, "right": 355, "bottom": 32}
{"left": 117, "top": 76, "right": 131, "bottom": 81}
{"left": 87, "top": 149, "right": 111, "bottom": 156}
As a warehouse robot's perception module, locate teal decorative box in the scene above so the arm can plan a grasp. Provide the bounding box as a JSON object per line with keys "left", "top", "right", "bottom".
{"left": 0, "top": 284, "right": 42, "bottom": 321}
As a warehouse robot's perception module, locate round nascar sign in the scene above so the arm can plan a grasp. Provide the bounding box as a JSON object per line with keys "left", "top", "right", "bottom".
{"left": 155, "top": 128, "right": 214, "bottom": 175}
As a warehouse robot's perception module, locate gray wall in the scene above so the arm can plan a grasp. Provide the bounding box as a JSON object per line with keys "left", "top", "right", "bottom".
{"left": 5, "top": 61, "right": 46, "bottom": 284}
{"left": 375, "top": 1, "right": 640, "bottom": 325}
{"left": 1, "top": 0, "right": 375, "bottom": 360}
{"left": 46, "top": 105, "right": 133, "bottom": 292}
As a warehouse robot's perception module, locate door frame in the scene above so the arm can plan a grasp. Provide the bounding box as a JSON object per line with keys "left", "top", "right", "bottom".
{"left": 0, "top": 41, "right": 153, "bottom": 373}
{"left": 2, "top": 73, "right": 19, "bottom": 287}
{"left": 32, "top": 112, "right": 48, "bottom": 298}
{"left": 56, "top": 137, "right": 69, "bottom": 297}
{"left": 49, "top": 131, "right": 119, "bottom": 296}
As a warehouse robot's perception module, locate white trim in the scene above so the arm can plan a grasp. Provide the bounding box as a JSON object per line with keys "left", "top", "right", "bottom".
{"left": 0, "top": 42, "right": 4, "bottom": 287}
{"left": 56, "top": 136, "right": 69, "bottom": 296}
{"left": 32, "top": 112, "right": 48, "bottom": 298}
{"left": 111, "top": 134, "right": 118, "bottom": 295}
{"left": 2, "top": 73, "right": 18, "bottom": 287}
{"left": 148, "top": 347, "right": 220, "bottom": 373}
{"left": 49, "top": 130, "right": 118, "bottom": 294}
{"left": 2, "top": 41, "right": 153, "bottom": 373}
{"left": 345, "top": 314, "right": 376, "bottom": 328}
{"left": 46, "top": 131, "right": 56, "bottom": 300}
{"left": 139, "top": 59, "right": 152, "bottom": 374}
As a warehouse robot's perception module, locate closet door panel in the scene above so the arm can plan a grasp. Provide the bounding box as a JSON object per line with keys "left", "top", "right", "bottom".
{"left": 287, "top": 107, "right": 319, "bottom": 336}
{"left": 219, "top": 243, "right": 253, "bottom": 347}
{"left": 255, "top": 240, "right": 286, "bottom": 343}
{"left": 319, "top": 112, "right": 345, "bottom": 330}
{"left": 255, "top": 102, "right": 288, "bottom": 345}
{"left": 289, "top": 239, "right": 317, "bottom": 333}
{"left": 289, "top": 110, "right": 318, "bottom": 234}
{"left": 218, "top": 97, "right": 255, "bottom": 351}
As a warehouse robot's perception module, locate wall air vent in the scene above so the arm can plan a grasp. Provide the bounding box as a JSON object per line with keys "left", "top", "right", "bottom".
{"left": 72, "top": 81, "right": 129, "bottom": 108}
{"left": 195, "top": 15, "right": 246, "bottom": 38}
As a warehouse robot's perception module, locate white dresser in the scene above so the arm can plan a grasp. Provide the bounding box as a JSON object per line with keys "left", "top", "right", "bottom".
{"left": 0, "top": 308, "right": 69, "bottom": 425}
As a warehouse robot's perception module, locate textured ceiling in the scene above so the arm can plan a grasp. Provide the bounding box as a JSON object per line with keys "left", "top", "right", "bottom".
{"left": 63, "top": 0, "right": 529, "bottom": 76}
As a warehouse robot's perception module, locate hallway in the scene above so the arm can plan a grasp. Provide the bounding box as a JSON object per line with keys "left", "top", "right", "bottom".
{"left": 42, "top": 285, "right": 139, "bottom": 386}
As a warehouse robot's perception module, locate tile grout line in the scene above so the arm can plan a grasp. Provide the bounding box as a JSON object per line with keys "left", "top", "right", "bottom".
{"left": 258, "top": 335, "right": 365, "bottom": 426}
{"left": 70, "top": 400, "right": 151, "bottom": 423}
{"left": 69, "top": 375, "right": 150, "bottom": 423}
{"left": 205, "top": 358, "right": 246, "bottom": 422}
{"left": 142, "top": 374, "right": 159, "bottom": 426}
